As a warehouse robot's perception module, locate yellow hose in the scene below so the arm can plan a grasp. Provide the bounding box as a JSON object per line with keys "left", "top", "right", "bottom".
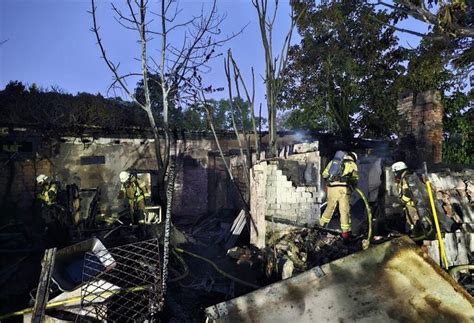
{"left": 174, "top": 247, "right": 260, "bottom": 289}
{"left": 425, "top": 179, "right": 449, "bottom": 269}
{"left": 448, "top": 265, "right": 474, "bottom": 277}
{"left": 0, "top": 285, "right": 150, "bottom": 320}
{"left": 353, "top": 188, "right": 373, "bottom": 247}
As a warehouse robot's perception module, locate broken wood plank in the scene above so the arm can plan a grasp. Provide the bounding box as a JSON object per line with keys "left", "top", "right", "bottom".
{"left": 32, "top": 248, "right": 57, "bottom": 323}
{"left": 225, "top": 210, "right": 247, "bottom": 250}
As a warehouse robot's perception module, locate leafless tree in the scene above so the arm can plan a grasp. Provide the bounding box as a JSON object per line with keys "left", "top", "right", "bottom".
{"left": 252, "top": 0, "right": 303, "bottom": 156}
{"left": 223, "top": 49, "right": 262, "bottom": 201}
{"left": 90, "top": 0, "right": 243, "bottom": 298}
{"left": 376, "top": 0, "right": 474, "bottom": 38}
{"left": 90, "top": 0, "right": 243, "bottom": 197}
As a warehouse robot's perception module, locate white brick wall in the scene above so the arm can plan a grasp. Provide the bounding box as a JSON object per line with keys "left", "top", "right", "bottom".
{"left": 250, "top": 150, "right": 322, "bottom": 247}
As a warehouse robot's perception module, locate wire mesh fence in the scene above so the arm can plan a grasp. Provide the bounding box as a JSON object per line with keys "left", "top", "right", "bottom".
{"left": 80, "top": 238, "right": 162, "bottom": 322}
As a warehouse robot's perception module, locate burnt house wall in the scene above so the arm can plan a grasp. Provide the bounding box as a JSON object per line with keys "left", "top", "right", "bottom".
{"left": 0, "top": 127, "right": 393, "bottom": 224}
{"left": 0, "top": 130, "right": 245, "bottom": 223}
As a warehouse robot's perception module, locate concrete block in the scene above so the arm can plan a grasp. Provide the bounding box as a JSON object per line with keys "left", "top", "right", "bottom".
{"left": 281, "top": 180, "right": 293, "bottom": 188}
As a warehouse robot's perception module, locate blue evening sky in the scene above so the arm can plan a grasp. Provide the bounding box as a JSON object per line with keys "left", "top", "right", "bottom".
{"left": 1, "top": 0, "right": 428, "bottom": 109}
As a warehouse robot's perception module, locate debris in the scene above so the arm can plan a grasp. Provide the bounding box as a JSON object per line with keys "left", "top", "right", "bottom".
{"left": 205, "top": 237, "right": 474, "bottom": 322}
{"left": 31, "top": 248, "right": 56, "bottom": 323}
{"left": 224, "top": 210, "right": 247, "bottom": 250}
{"left": 52, "top": 238, "right": 115, "bottom": 292}
{"left": 278, "top": 257, "right": 293, "bottom": 279}
{"left": 81, "top": 239, "right": 162, "bottom": 321}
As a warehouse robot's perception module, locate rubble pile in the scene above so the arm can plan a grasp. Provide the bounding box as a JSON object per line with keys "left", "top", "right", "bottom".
{"left": 228, "top": 228, "right": 363, "bottom": 280}
{"left": 427, "top": 170, "right": 474, "bottom": 294}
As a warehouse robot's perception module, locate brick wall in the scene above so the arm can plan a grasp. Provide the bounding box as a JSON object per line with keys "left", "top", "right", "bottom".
{"left": 397, "top": 90, "right": 443, "bottom": 166}
{"left": 250, "top": 149, "right": 321, "bottom": 248}
{"left": 0, "top": 158, "right": 51, "bottom": 213}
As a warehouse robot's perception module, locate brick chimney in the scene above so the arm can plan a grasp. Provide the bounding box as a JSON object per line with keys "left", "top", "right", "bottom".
{"left": 397, "top": 90, "right": 443, "bottom": 166}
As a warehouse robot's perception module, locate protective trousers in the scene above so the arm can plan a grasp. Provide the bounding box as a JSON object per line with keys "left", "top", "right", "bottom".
{"left": 320, "top": 186, "right": 351, "bottom": 232}
{"left": 404, "top": 201, "right": 419, "bottom": 230}
{"left": 130, "top": 199, "right": 146, "bottom": 225}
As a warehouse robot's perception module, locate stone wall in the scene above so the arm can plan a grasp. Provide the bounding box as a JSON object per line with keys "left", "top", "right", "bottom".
{"left": 397, "top": 90, "right": 443, "bottom": 166}
{"left": 250, "top": 148, "right": 321, "bottom": 248}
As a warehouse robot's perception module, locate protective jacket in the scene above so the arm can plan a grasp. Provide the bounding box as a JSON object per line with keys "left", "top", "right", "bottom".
{"left": 322, "top": 159, "right": 359, "bottom": 187}
{"left": 38, "top": 182, "right": 58, "bottom": 206}
{"left": 320, "top": 158, "right": 359, "bottom": 233}
{"left": 398, "top": 171, "right": 413, "bottom": 204}
{"left": 121, "top": 176, "right": 149, "bottom": 204}
{"left": 121, "top": 176, "right": 150, "bottom": 225}
{"left": 396, "top": 171, "right": 419, "bottom": 228}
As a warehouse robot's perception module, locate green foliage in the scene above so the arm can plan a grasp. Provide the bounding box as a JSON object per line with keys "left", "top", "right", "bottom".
{"left": 190, "top": 97, "right": 265, "bottom": 131}
{"left": 399, "top": 38, "right": 455, "bottom": 93}
{"left": 282, "top": 0, "right": 407, "bottom": 139}
{"left": 134, "top": 75, "right": 184, "bottom": 128}
{"left": 399, "top": 34, "right": 472, "bottom": 165}
{"left": 442, "top": 90, "right": 473, "bottom": 164}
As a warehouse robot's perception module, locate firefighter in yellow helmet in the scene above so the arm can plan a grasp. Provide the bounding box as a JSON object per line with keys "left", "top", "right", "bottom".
{"left": 119, "top": 171, "right": 150, "bottom": 225}
{"left": 391, "top": 161, "right": 420, "bottom": 231}
{"left": 319, "top": 152, "right": 359, "bottom": 241}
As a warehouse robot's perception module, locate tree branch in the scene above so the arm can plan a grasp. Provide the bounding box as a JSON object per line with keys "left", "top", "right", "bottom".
{"left": 90, "top": 0, "right": 145, "bottom": 110}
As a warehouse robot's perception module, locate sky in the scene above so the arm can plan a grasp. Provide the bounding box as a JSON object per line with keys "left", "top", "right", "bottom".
{"left": 0, "top": 0, "right": 428, "bottom": 110}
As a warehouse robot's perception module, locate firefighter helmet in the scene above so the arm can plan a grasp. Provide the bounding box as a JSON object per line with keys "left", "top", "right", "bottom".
{"left": 391, "top": 161, "right": 408, "bottom": 173}
{"left": 345, "top": 152, "right": 358, "bottom": 161}
{"left": 36, "top": 174, "right": 48, "bottom": 184}
{"left": 119, "top": 171, "right": 130, "bottom": 183}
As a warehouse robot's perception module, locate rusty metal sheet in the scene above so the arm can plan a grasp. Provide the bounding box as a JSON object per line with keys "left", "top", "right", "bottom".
{"left": 205, "top": 237, "right": 474, "bottom": 322}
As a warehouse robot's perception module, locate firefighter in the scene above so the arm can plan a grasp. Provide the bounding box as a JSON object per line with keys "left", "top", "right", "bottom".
{"left": 37, "top": 174, "right": 58, "bottom": 207}
{"left": 319, "top": 152, "right": 359, "bottom": 241}
{"left": 119, "top": 171, "right": 150, "bottom": 225}
{"left": 36, "top": 174, "right": 65, "bottom": 246}
{"left": 391, "top": 161, "right": 420, "bottom": 232}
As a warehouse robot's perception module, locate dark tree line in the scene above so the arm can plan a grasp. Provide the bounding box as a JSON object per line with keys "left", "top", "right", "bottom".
{"left": 0, "top": 81, "right": 259, "bottom": 132}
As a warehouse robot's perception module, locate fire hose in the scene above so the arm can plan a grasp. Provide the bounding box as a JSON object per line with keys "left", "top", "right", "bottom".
{"left": 353, "top": 187, "right": 373, "bottom": 248}
{"left": 174, "top": 247, "right": 260, "bottom": 289}
{"left": 0, "top": 246, "right": 257, "bottom": 320}
{"left": 448, "top": 265, "right": 474, "bottom": 277}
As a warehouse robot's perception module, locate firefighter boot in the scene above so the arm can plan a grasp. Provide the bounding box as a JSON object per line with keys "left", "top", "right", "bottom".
{"left": 341, "top": 231, "right": 351, "bottom": 243}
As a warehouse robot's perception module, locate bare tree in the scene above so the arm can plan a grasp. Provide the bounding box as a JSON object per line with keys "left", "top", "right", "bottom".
{"left": 252, "top": 0, "right": 302, "bottom": 156}
{"left": 90, "top": 0, "right": 242, "bottom": 298}
{"left": 377, "top": 0, "right": 474, "bottom": 38}
{"left": 90, "top": 0, "right": 242, "bottom": 192}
